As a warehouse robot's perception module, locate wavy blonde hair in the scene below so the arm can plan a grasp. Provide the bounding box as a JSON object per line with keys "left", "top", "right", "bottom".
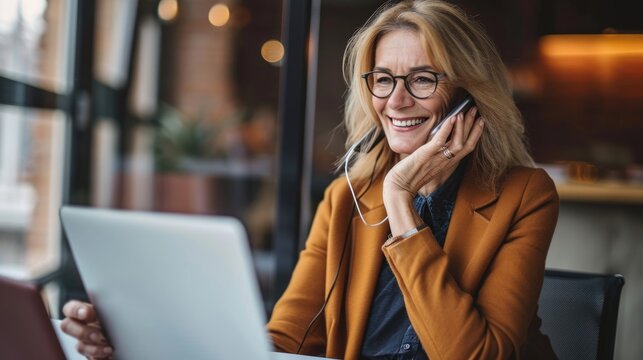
{"left": 339, "top": 0, "right": 534, "bottom": 191}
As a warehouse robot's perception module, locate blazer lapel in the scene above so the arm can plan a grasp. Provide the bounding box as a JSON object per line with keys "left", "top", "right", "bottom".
{"left": 444, "top": 167, "right": 499, "bottom": 292}
{"left": 343, "top": 178, "right": 390, "bottom": 358}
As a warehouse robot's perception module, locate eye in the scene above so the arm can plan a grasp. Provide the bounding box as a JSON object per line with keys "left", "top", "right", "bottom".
{"left": 373, "top": 73, "right": 393, "bottom": 85}
{"left": 410, "top": 73, "right": 436, "bottom": 85}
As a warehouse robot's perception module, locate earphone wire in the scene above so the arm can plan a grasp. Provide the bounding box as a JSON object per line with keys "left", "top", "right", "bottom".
{"left": 295, "top": 201, "right": 353, "bottom": 354}
{"left": 295, "top": 144, "right": 384, "bottom": 354}
{"left": 344, "top": 131, "right": 388, "bottom": 227}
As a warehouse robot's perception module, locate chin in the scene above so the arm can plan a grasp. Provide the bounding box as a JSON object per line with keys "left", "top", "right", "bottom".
{"left": 382, "top": 121, "right": 435, "bottom": 157}
{"left": 387, "top": 141, "right": 421, "bottom": 156}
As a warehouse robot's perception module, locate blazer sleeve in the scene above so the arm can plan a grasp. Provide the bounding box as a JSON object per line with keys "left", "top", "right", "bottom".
{"left": 266, "top": 180, "right": 337, "bottom": 354}
{"left": 382, "top": 169, "right": 559, "bottom": 360}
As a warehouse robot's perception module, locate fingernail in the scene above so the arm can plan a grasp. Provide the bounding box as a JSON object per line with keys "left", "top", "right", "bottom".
{"left": 78, "top": 308, "right": 87, "bottom": 319}
{"left": 90, "top": 333, "right": 100, "bottom": 342}
{"left": 472, "top": 107, "right": 478, "bottom": 116}
{"left": 104, "top": 347, "right": 113, "bottom": 355}
{"left": 479, "top": 119, "right": 485, "bottom": 126}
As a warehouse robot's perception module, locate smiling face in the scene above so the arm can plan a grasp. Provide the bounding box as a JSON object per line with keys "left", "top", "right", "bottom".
{"left": 371, "top": 29, "right": 456, "bottom": 158}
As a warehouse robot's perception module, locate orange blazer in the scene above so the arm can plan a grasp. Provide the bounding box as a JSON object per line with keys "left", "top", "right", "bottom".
{"left": 267, "top": 166, "right": 559, "bottom": 360}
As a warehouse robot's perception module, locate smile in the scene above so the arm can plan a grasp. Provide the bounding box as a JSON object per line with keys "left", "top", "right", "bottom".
{"left": 389, "top": 117, "right": 428, "bottom": 128}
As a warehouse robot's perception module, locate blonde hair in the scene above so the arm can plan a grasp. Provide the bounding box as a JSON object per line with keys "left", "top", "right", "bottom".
{"left": 339, "top": 0, "right": 534, "bottom": 190}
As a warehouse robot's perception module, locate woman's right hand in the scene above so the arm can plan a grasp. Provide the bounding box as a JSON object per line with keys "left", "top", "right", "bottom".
{"left": 60, "top": 300, "right": 113, "bottom": 359}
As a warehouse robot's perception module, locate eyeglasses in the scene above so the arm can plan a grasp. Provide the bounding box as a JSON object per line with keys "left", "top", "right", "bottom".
{"left": 361, "top": 70, "right": 446, "bottom": 99}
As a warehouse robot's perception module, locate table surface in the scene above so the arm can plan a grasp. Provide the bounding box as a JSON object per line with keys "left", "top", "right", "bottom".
{"left": 556, "top": 181, "right": 643, "bottom": 204}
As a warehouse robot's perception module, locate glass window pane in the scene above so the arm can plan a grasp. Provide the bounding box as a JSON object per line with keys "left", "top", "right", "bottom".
{"left": 115, "top": 0, "right": 283, "bottom": 306}
{"left": 0, "top": 106, "right": 67, "bottom": 279}
{"left": 0, "top": 0, "right": 72, "bottom": 92}
{"left": 0, "top": 0, "right": 72, "bottom": 280}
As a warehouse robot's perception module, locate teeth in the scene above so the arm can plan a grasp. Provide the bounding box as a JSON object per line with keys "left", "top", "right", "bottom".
{"left": 391, "top": 118, "right": 426, "bottom": 127}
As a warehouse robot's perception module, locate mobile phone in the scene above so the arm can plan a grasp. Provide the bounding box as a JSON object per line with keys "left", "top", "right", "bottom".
{"left": 428, "top": 94, "right": 474, "bottom": 140}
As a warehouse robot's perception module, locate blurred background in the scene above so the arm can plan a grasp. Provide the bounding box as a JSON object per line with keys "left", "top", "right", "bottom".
{"left": 0, "top": 0, "right": 641, "bottom": 358}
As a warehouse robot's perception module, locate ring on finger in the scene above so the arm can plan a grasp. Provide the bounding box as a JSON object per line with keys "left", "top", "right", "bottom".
{"left": 440, "top": 146, "right": 455, "bottom": 159}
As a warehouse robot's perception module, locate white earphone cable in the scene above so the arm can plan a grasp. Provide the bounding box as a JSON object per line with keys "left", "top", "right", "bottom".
{"left": 344, "top": 134, "right": 388, "bottom": 227}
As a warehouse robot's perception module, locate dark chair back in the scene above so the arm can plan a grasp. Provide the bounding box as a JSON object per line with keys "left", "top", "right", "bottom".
{"left": 537, "top": 269, "right": 624, "bottom": 360}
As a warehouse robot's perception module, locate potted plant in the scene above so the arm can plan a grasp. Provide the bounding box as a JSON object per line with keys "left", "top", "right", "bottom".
{"left": 153, "top": 105, "right": 216, "bottom": 214}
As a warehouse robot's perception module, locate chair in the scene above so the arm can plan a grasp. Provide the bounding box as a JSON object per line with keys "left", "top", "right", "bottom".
{"left": 537, "top": 269, "right": 625, "bottom": 360}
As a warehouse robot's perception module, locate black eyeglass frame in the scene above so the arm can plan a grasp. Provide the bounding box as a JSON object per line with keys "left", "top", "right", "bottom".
{"left": 361, "top": 69, "right": 446, "bottom": 99}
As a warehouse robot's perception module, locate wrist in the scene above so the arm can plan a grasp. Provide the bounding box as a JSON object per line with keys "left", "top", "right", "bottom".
{"left": 382, "top": 181, "right": 414, "bottom": 206}
{"left": 382, "top": 192, "right": 423, "bottom": 237}
{"left": 385, "top": 223, "right": 428, "bottom": 246}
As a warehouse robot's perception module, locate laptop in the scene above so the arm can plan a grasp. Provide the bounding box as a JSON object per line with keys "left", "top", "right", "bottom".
{"left": 0, "top": 275, "right": 66, "bottom": 360}
{"left": 60, "top": 206, "right": 326, "bottom": 360}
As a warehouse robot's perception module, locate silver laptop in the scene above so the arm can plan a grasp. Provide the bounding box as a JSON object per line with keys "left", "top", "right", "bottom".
{"left": 60, "top": 206, "right": 324, "bottom": 360}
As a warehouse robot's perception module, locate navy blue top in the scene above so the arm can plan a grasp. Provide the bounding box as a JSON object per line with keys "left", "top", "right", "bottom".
{"left": 360, "top": 161, "right": 467, "bottom": 360}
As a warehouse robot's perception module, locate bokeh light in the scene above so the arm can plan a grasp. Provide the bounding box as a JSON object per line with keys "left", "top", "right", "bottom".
{"left": 261, "top": 40, "right": 284, "bottom": 64}
{"left": 208, "top": 4, "right": 230, "bottom": 27}
{"left": 157, "top": 0, "right": 178, "bottom": 22}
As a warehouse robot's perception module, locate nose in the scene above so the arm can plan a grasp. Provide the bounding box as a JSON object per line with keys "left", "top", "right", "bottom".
{"left": 387, "top": 79, "right": 414, "bottom": 109}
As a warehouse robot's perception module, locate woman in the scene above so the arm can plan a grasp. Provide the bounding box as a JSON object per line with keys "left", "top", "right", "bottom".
{"left": 62, "top": 1, "right": 559, "bottom": 359}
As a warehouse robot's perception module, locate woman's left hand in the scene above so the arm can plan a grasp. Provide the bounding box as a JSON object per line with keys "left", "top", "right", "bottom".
{"left": 382, "top": 107, "right": 484, "bottom": 235}
{"left": 384, "top": 107, "right": 484, "bottom": 197}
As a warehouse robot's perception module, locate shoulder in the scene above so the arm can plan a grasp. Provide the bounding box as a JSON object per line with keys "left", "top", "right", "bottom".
{"left": 316, "top": 174, "right": 386, "bottom": 220}
{"left": 322, "top": 174, "right": 384, "bottom": 205}
{"left": 498, "top": 166, "right": 559, "bottom": 209}
{"left": 501, "top": 166, "right": 557, "bottom": 194}
{"left": 315, "top": 176, "right": 354, "bottom": 213}
{"left": 325, "top": 175, "right": 349, "bottom": 194}
{"left": 323, "top": 176, "right": 351, "bottom": 201}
